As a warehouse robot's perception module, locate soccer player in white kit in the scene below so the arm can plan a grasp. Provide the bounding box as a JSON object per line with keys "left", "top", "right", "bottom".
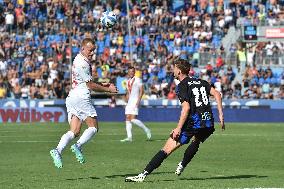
{"left": 120, "top": 67, "right": 151, "bottom": 142}
{"left": 50, "top": 38, "right": 117, "bottom": 168}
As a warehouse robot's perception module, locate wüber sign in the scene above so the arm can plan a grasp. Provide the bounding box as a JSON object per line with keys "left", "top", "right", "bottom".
{"left": 0, "top": 108, "right": 67, "bottom": 123}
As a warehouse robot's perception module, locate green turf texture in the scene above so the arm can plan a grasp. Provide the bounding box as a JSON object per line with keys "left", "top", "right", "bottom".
{"left": 0, "top": 122, "right": 283, "bottom": 189}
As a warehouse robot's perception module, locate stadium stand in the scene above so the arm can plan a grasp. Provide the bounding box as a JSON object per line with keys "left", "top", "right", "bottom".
{"left": 0, "top": 0, "right": 283, "bottom": 100}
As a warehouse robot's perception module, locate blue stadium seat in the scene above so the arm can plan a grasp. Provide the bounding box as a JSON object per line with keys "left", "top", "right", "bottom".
{"left": 169, "top": 41, "right": 174, "bottom": 48}
{"left": 97, "top": 67, "right": 102, "bottom": 78}
{"left": 265, "top": 77, "right": 271, "bottom": 84}
{"left": 104, "top": 34, "right": 110, "bottom": 47}
{"left": 123, "top": 46, "right": 130, "bottom": 53}
{"left": 158, "top": 68, "right": 166, "bottom": 81}
{"left": 124, "top": 35, "right": 130, "bottom": 46}
{"left": 277, "top": 78, "right": 282, "bottom": 85}
{"left": 186, "top": 45, "right": 194, "bottom": 54}
{"left": 270, "top": 78, "right": 276, "bottom": 85}
{"left": 72, "top": 46, "right": 80, "bottom": 54}
{"left": 56, "top": 12, "right": 64, "bottom": 20}
{"left": 250, "top": 77, "right": 258, "bottom": 85}
{"left": 194, "top": 41, "right": 200, "bottom": 51}
{"left": 97, "top": 40, "right": 105, "bottom": 54}
{"left": 163, "top": 40, "right": 169, "bottom": 47}
{"left": 64, "top": 71, "right": 70, "bottom": 79}
{"left": 258, "top": 77, "right": 264, "bottom": 85}
{"left": 143, "top": 35, "right": 150, "bottom": 52}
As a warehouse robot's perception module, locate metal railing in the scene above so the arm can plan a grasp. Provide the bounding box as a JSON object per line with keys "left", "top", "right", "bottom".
{"left": 237, "top": 18, "right": 284, "bottom": 27}
{"left": 197, "top": 52, "right": 284, "bottom": 67}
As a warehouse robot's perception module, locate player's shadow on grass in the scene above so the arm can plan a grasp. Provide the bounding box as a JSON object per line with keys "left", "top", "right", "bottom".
{"left": 66, "top": 176, "right": 100, "bottom": 181}
{"left": 180, "top": 174, "right": 268, "bottom": 181}
{"left": 145, "top": 138, "right": 167, "bottom": 142}
{"left": 105, "top": 171, "right": 172, "bottom": 179}
{"left": 65, "top": 172, "right": 173, "bottom": 181}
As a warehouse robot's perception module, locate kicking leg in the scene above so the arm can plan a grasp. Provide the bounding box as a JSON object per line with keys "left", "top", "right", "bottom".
{"left": 125, "top": 137, "right": 181, "bottom": 182}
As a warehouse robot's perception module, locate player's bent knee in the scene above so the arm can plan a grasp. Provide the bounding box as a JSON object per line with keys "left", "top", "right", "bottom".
{"left": 88, "top": 126, "right": 98, "bottom": 133}
{"left": 179, "top": 134, "right": 191, "bottom": 145}
{"left": 191, "top": 136, "right": 201, "bottom": 144}
{"left": 159, "top": 149, "right": 169, "bottom": 156}
{"left": 88, "top": 124, "right": 98, "bottom": 131}
{"left": 162, "top": 144, "right": 175, "bottom": 154}
{"left": 72, "top": 130, "right": 80, "bottom": 137}
{"left": 130, "top": 119, "right": 135, "bottom": 123}
{"left": 126, "top": 115, "right": 132, "bottom": 121}
{"left": 162, "top": 148, "right": 171, "bottom": 155}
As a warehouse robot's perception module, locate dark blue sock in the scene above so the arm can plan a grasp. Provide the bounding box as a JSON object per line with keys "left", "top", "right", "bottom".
{"left": 144, "top": 150, "right": 168, "bottom": 174}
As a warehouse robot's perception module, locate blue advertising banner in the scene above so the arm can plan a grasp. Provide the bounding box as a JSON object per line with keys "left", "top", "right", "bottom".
{"left": 1, "top": 99, "right": 284, "bottom": 109}
{"left": 0, "top": 104, "right": 283, "bottom": 123}
{"left": 95, "top": 107, "right": 284, "bottom": 123}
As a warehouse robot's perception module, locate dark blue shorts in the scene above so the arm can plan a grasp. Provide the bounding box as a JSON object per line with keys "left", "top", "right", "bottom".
{"left": 177, "top": 127, "right": 215, "bottom": 145}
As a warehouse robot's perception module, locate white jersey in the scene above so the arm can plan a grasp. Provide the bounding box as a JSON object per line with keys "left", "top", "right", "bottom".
{"left": 126, "top": 77, "right": 142, "bottom": 106}
{"left": 66, "top": 53, "right": 97, "bottom": 122}
{"left": 69, "top": 53, "right": 92, "bottom": 99}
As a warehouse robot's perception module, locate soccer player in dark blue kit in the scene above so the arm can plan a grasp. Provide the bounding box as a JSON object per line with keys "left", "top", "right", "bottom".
{"left": 125, "top": 59, "right": 225, "bottom": 182}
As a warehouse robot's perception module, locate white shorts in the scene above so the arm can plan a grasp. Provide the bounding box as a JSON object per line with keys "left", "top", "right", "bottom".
{"left": 66, "top": 95, "right": 97, "bottom": 124}
{"left": 125, "top": 105, "right": 138, "bottom": 115}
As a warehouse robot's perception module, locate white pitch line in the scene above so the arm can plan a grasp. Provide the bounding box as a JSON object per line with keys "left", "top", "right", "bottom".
{"left": 0, "top": 138, "right": 164, "bottom": 143}
{"left": 214, "top": 133, "right": 284, "bottom": 137}
{"left": 242, "top": 188, "right": 284, "bottom": 189}
{"left": 0, "top": 131, "right": 18, "bottom": 133}
{"left": 0, "top": 133, "right": 283, "bottom": 137}
{"left": 0, "top": 135, "right": 60, "bottom": 138}
{"left": 0, "top": 141, "right": 58, "bottom": 143}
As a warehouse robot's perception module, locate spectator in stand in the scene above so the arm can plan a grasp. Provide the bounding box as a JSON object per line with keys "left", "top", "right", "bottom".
{"left": 0, "top": 82, "right": 6, "bottom": 98}
{"left": 109, "top": 96, "right": 117, "bottom": 108}
{"left": 167, "top": 85, "right": 176, "bottom": 100}
{"left": 216, "top": 55, "right": 224, "bottom": 71}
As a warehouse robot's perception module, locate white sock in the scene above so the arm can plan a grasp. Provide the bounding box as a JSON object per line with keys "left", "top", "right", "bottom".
{"left": 126, "top": 121, "right": 132, "bottom": 139}
{"left": 131, "top": 119, "right": 149, "bottom": 133}
{"left": 77, "top": 127, "right": 97, "bottom": 148}
{"left": 56, "top": 131, "right": 75, "bottom": 154}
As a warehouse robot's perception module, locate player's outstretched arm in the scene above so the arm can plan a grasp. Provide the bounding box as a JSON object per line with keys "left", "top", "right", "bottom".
{"left": 210, "top": 87, "right": 225, "bottom": 131}
{"left": 86, "top": 82, "right": 118, "bottom": 93}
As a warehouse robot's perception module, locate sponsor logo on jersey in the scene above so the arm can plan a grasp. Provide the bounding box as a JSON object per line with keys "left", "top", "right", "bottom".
{"left": 188, "top": 81, "right": 201, "bottom": 86}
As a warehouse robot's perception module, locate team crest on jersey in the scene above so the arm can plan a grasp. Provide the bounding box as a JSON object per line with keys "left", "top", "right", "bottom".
{"left": 81, "top": 66, "right": 89, "bottom": 74}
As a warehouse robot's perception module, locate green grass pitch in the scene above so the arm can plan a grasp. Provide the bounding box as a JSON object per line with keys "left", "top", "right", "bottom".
{"left": 0, "top": 122, "right": 283, "bottom": 189}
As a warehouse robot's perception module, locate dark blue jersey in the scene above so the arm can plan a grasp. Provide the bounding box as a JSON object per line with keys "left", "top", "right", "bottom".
{"left": 176, "top": 77, "right": 214, "bottom": 130}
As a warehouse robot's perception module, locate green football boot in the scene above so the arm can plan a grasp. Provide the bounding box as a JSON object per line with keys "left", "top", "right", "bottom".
{"left": 70, "top": 144, "right": 85, "bottom": 164}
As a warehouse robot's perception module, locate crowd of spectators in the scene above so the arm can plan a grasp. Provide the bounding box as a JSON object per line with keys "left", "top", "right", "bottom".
{"left": 235, "top": 0, "right": 284, "bottom": 26}
{"left": 0, "top": 0, "right": 283, "bottom": 100}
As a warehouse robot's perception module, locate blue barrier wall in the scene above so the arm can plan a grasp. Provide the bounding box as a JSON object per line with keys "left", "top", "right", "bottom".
{"left": 0, "top": 100, "right": 283, "bottom": 123}
{"left": 1, "top": 99, "right": 284, "bottom": 109}
{"left": 96, "top": 107, "right": 284, "bottom": 123}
